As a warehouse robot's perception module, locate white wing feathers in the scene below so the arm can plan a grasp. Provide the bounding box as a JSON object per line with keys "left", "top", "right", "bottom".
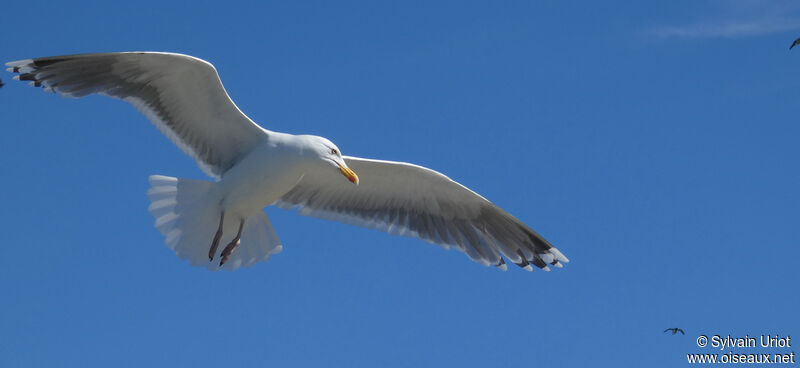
{"left": 275, "top": 157, "right": 568, "bottom": 271}
{"left": 5, "top": 52, "right": 265, "bottom": 178}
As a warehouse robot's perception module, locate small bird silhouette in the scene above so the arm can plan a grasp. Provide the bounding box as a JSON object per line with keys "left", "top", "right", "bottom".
{"left": 790, "top": 38, "right": 800, "bottom": 50}
{"left": 664, "top": 328, "right": 685, "bottom": 335}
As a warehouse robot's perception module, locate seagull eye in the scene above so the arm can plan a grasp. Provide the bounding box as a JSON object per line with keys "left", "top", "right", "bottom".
{"left": 330, "top": 148, "right": 338, "bottom": 155}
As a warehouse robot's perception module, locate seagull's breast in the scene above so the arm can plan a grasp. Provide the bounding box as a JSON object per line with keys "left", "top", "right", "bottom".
{"left": 215, "top": 140, "right": 307, "bottom": 217}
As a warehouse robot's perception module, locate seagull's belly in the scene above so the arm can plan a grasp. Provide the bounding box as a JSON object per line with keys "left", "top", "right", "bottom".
{"left": 214, "top": 148, "right": 304, "bottom": 217}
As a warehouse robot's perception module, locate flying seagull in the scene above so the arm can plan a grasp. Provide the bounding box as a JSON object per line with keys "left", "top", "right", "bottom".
{"left": 6, "top": 52, "right": 568, "bottom": 271}
{"left": 664, "top": 328, "right": 685, "bottom": 335}
{"left": 791, "top": 37, "right": 800, "bottom": 50}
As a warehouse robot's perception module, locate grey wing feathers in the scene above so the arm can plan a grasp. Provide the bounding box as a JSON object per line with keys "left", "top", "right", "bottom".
{"left": 5, "top": 52, "right": 264, "bottom": 178}
{"left": 275, "top": 157, "right": 568, "bottom": 271}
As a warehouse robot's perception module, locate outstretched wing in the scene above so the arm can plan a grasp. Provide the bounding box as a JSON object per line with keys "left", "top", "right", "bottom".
{"left": 275, "top": 156, "right": 568, "bottom": 271}
{"left": 6, "top": 52, "right": 265, "bottom": 178}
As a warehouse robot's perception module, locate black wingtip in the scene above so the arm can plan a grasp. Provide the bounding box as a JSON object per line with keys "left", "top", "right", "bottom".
{"left": 32, "top": 56, "right": 72, "bottom": 68}
{"left": 513, "top": 249, "right": 530, "bottom": 269}
{"left": 0, "top": 78, "right": 4, "bottom": 89}
{"left": 18, "top": 73, "right": 37, "bottom": 81}
{"left": 531, "top": 257, "right": 548, "bottom": 269}
{"left": 512, "top": 258, "right": 530, "bottom": 269}
{"left": 16, "top": 73, "right": 43, "bottom": 87}
{"left": 791, "top": 38, "right": 800, "bottom": 50}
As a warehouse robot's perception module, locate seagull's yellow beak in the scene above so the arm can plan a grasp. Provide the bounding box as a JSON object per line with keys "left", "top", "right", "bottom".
{"left": 339, "top": 164, "right": 359, "bottom": 185}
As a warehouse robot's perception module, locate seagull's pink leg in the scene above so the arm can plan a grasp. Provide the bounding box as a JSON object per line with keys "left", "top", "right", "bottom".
{"left": 208, "top": 211, "right": 225, "bottom": 261}
{"left": 219, "top": 219, "right": 245, "bottom": 266}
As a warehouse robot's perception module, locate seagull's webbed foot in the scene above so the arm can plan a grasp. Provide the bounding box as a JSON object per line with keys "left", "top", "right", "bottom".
{"left": 208, "top": 211, "right": 225, "bottom": 261}
{"left": 220, "top": 219, "right": 245, "bottom": 266}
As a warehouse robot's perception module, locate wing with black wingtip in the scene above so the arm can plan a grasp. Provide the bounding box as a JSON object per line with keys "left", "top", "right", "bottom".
{"left": 275, "top": 156, "right": 568, "bottom": 271}
{"left": 6, "top": 52, "right": 266, "bottom": 178}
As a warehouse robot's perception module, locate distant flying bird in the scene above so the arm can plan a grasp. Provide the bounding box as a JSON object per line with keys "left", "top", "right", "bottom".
{"left": 664, "top": 328, "right": 685, "bottom": 335}
{"left": 791, "top": 37, "right": 800, "bottom": 50}
{"left": 6, "top": 52, "right": 568, "bottom": 272}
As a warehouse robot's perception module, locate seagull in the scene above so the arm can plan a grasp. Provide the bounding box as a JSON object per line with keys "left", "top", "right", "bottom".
{"left": 791, "top": 37, "right": 800, "bottom": 50}
{"left": 664, "top": 328, "right": 685, "bottom": 335}
{"left": 6, "top": 52, "right": 568, "bottom": 271}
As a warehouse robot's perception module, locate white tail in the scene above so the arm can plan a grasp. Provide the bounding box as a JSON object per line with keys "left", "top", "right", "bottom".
{"left": 146, "top": 175, "right": 282, "bottom": 271}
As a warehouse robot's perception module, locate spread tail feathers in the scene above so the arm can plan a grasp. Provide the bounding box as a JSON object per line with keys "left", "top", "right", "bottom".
{"left": 146, "top": 175, "right": 282, "bottom": 271}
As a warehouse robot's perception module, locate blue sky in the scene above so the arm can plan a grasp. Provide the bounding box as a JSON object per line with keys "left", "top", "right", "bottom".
{"left": 1, "top": 0, "right": 798, "bottom": 366}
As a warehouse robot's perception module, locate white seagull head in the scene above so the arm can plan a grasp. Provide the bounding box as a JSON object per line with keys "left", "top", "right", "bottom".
{"left": 299, "top": 135, "right": 359, "bottom": 185}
